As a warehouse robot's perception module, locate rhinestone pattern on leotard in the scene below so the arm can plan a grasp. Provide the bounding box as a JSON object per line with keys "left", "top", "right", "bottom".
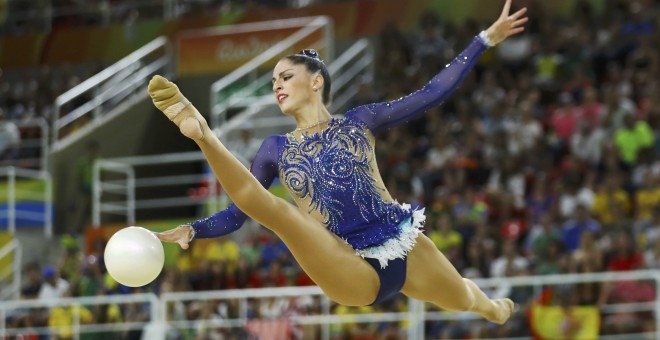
{"left": 280, "top": 117, "right": 411, "bottom": 251}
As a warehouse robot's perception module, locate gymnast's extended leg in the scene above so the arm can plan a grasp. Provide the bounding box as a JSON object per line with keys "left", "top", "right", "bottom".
{"left": 148, "top": 76, "right": 380, "bottom": 306}
{"left": 401, "top": 234, "right": 514, "bottom": 324}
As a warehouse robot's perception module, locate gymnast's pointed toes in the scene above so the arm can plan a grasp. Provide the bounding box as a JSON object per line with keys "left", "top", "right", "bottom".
{"left": 148, "top": 75, "right": 169, "bottom": 92}
{"left": 148, "top": 76, "right": 185, "bottom": 112}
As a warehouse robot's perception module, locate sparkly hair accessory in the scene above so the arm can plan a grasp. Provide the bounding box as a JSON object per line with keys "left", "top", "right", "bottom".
{"left": 297, "top": 49, "right": 324, "bottom": 64}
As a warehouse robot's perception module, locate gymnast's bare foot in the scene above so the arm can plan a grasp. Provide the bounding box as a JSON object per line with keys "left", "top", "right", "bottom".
{"left": 484, "top": 298, "right": 516, "bottom": 325}
{"left": 148, "top": 75, "right": 208, "bottom": 141}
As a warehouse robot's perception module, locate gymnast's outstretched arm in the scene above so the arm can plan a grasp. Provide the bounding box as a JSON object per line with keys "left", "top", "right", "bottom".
{"left": 348, "top": 7, "right": 528, "bottom": 135}
{"left": 187, "top": 135, "right": 280, "bottom": 238}
{"left": 154, "top": 113, "right": 280, "bottom": 247}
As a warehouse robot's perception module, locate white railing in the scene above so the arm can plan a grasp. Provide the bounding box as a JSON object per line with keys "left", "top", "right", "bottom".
{"left": 2, "top": 270, "right": 659, "bottom": 339}
{"left": 92, "top": 152, "right": 225, "bottom": 227}
{"left": 209, "top": 16, "right": 334, "bottom": 129}
{"left": 326, "top": 38, "right": 374, "bottom": 113}
{"left": 0, "top": 167, "right": 52, "bottom": 237}
{"left": 0, "top": 239, "right": 22, "bottom": 301}
{"left": 52, "top": 36, "right": 172, "bottom": 148}
{"left": 0, "top": 293, "right": 160, "bottom": 339}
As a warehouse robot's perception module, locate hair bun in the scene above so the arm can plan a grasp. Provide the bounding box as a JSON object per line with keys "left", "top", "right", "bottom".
{"left": 297, "top": 49, "right": 323, "bottom": 63}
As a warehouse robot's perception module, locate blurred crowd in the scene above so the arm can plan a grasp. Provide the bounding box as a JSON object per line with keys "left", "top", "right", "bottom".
{"left": 8, "top": 0, "right": 660, "bottom": 339}
{"left": 0, "top": 0, "right": 343, "bottom": 35}
{"left": 369, "top": 0, "right": 660, "bottom": 337}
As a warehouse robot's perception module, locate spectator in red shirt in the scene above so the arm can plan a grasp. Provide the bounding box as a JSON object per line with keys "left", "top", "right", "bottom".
{"left": 550, "top": 92, "right": 583, "bottom": 142}
{"left": 607, "top": 232, "right": 643, "bottom": 271}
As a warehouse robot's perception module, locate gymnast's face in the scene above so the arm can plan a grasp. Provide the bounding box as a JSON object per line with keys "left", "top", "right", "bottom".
{"left": 272, "top": 59, "right": 320, "bottom": 115}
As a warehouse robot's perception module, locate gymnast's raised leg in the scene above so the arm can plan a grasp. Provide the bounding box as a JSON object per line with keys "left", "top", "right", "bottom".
{"left": 149, "top": 75, "right": 514, "bottom": 323}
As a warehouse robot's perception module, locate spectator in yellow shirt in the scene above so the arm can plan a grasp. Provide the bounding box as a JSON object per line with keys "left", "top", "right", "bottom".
{"left": 592, "top": 175, "right": 631, "bottom": 225}
{"left": 204, "top": 236, "right": 241, "bottom": 271}
{"left": 48, "top": 287, "right": 94, "bottom": 340}
{"left": 636, "top": 172, "right": 660, "bottom": 221}
{"left": 428, "top": 213, "right": 463, "bottom": 253}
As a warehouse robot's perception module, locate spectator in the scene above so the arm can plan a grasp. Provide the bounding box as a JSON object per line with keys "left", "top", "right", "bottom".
{"left": 606, "top": 232, "right": 643, "bottom": 272}
{"left": 427, "top": 213, "right": 462, "bottom": 253}
{"left": 614, "top": 114, "right": 654, "bottom": 165}
{"left": 47, "top": 286, "right": 94, "bottom": 340}
{"left": 570, "top": 120, "right": 606, "bottom": 166}
{"left": 602, "top": 86, "right": 636, "bottom": 133}
{"left": 550, "top": 92, "right": 582, "bottom": 143}
{"left": 561, "top": 204, "right": 601, "bottom": 253}
{"left": 558, "top": 180, "right": 594, "bottom": 220}
{"left": 592, "top": 174, "right": 631, "bottom": 225}
{"left": 20, "top": 262, "right": 43, "bottom": 299}
{"left": 486, "top": 156, "right": 526, "bottom": 209}
{"left": 38, "top": 265, "right": 70, "bottom": 300}
{"left": 58, "top": 235, "right": 82, "bottom": 283}
{"left": 510, "top": 100, "right": 543, "bottom": 152}
{"left": 490, "top": 239, "right": 529, "bottom": 278}
{"left": 535, "top": 241, "right": 564, "bottom": 275}
{"left": 262, "top": 261, "right": 288, "bottom": 288}
{"left": 533, "top": 41, "right": 563, "bottom": 86}
{"left": 472, "top": 71, "right": 505, "bottom": 117}
{"left": 569, "top": 231, "right": 604, "bottom": 273}
{"left": 0, "top": 109, "right": 20, "bottom": 160}
{"left": 259, "top": 231, "right": 291, "bottom": 269}
{"left": 525, "top": 177, "right": 555, "bottom": 225}
{"left": 79, "top": 255, "right": 105, "bottom": 297}
{"left": 462, "top": 239, "right": 490, "bottom": 278}
{"left": 205, "top": 236, "right": 241, "bottom": 272}
{"left": 528, "top": 214, "right": 562, "bottom": 260}
{"left": 643, "top": 234, "right": 660, "bottom": 269}
{"left": 578, "top": 87, "right": 604, "bottom": 129}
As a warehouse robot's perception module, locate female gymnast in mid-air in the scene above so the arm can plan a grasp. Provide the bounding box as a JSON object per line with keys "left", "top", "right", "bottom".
{"left": 153, "top": 0, "right": 527, "bottom": 324}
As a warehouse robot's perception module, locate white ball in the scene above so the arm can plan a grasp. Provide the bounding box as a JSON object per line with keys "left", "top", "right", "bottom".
{"left": 104, "top": 226, "right": 164, "bottom": 287}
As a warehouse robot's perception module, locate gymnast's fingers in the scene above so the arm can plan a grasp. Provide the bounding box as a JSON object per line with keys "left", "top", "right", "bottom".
{"left": 500, "top": 0, "right": 512, "bottom": 19}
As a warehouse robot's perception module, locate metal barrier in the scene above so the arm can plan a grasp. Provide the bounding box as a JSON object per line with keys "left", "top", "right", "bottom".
{"left": 52, "top": 36, "right": 172, "bottom": 148}
{"left": 0, "top": 293, "right": 160, "bottom": 340}
{"left": 91, "top": 152, "right": 223, "bottom": 227}
{"left": 0, "top": 239, "right": 22, "bottom": 301}
{"left": 1, "top": 270, "right": 659, "bottom": 339}
{"left": 0, "top": 166, "right": 52, "bottom": 237}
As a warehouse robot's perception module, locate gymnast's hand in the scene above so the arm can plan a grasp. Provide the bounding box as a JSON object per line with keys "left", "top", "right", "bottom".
{"left": 155, "top": 225, "right": 194, "bottom": 250}
{"left": 485, "top": 0, "right": 528, "bottom": 46}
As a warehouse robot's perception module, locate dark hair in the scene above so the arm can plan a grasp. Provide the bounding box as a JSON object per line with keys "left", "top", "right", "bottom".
{"left": 285, "top": 49, "right": 332, "bottom": 105}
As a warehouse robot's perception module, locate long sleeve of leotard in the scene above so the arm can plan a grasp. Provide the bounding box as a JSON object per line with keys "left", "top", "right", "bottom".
{"left": 347, "top": 35, "right": 489, "bottom": 135}
{"left": 190, "top": 135, "right": 280, "bottom": 238}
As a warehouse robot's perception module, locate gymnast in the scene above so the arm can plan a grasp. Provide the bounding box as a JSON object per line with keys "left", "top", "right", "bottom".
{"left": 154, "top": 0, "right": 527, "bottom": 324}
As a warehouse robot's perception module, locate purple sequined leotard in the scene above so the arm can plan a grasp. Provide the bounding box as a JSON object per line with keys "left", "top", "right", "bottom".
{"left": 191, "top": 35, "right": 489, "bottom": 267}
